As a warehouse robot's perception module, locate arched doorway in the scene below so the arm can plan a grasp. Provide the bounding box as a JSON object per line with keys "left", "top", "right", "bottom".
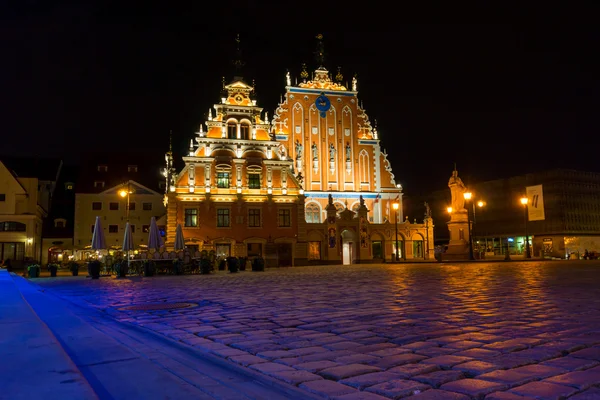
{"left": 341, "top": 229, "right": 356, "bottom": 265}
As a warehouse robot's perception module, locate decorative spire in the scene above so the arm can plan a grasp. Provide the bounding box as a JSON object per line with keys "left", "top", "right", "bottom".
{"left": 300, "top": 63, "right": 309, "bottom": 81}
{"left": 335, "top": 67, "right": 343, "bottom": 83}
{"left": 314, "top": 33, "right": 325, "bottom": 68}
{"left": 232, "top": 33, "right": 245, "bottom": 73}
{"left": 168, "top": 130, "right": 173, "bottom": 154}
{"left": 222, "top": 76, "right": 225, "bottom": 89}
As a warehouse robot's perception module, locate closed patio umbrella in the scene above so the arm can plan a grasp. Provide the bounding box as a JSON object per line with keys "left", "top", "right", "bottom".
{"left": 174, "top": 223, "right": 185, "bottom": 251}
{"left": 122, "top": 222, "right": 134, "bottom": 271}
{"left": 91, "top": 216, "right": 107, "bottom": 251}
{"left": 147, "top": 216, "right": 164, "bottom": 252}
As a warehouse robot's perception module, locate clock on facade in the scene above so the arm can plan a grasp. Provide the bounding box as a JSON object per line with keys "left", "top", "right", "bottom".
{"left": 315, "top": 94, "right": 331, "bottom": 118}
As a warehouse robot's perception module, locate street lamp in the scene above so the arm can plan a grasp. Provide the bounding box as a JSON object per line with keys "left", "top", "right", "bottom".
{"left": 119, "top": 183, "right": 132, "bottom": 271}
{"left": 392, "top": 202, "right": 400, "bottom": 262}
{"left": 463, "top": 192, "right": 475, "bottom": 260}
{"left": 520, "top": 196, "right": 531, "bottom": 258}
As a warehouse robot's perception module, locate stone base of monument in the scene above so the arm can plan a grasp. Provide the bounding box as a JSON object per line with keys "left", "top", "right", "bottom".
{"left": 443, "top": 243, "right": 470, "bottom": 261}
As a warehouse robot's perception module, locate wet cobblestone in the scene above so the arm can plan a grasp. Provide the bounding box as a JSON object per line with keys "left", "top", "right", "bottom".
{"left": 36, "top": 261, "right": 600, "bottom": 399}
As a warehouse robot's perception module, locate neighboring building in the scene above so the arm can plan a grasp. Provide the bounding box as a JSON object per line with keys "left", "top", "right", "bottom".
{"left": 74, "top": 157, "right": 166, "bottom": 259}
{"left": 164, "top": 35, "right": 433, "bottom": 264}
{"left": 0, "top": 157, "right": 62, "bottom": 267}
{"left": 421, "top": 168, "right": 600, "bottom": 259}
{"left": 41, "top": 164, "right": 77, "bottom": 265}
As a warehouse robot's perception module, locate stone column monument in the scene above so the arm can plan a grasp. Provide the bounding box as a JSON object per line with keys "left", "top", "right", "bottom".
{"left": 445, "top": 168, "right": 471, "bottom": 260}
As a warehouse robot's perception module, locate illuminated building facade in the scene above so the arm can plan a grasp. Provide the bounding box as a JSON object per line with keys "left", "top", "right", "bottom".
{"left": 165, "top": 35, "right": 434, "bottom": 265}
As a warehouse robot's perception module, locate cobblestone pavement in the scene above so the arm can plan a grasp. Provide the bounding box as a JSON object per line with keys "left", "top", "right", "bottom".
{"left": 35, "top": 261, "right": 600, "bottom": 399}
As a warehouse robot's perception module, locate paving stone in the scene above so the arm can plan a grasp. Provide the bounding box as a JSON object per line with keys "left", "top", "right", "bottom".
{"left": 354, "top": 343, "right": 397, "bottom": 353}
{"left": 415, "top": 347, "right": 457, "bottom": 357}
{"left": 335, "top": 353, "right": 380, "bottom": 364}
{"left": 484, "top": 354, "right": 535, "bottom": 369}
{"left": 256, "top": 349, "right": 292, "bottom": 360}
{"left": 368, "top": 353, "right": 428, "bottom": 369}
{"left": 543, "top": 365, "right": 600, "bottom": 390}
{"left": 403, "top": 389, "right": 470, "bottom": 399}
{"left": 325, "top": 341, "right": 364, "bottom": 350}
{"left": 569, "top": 387, "right": 600, "bottom": 399}
{"left": 300, "top": 380, "right": 357, "bottom": 398}
{"left": 511, "top": 364, "right": 567, "bottom": 379}
{"left": 413, "top": 370, "right": 465, "bottom": 388}
{"left": 421, "top": 355, "right": 473, "bottom": 369}
{"left": 295, "top": 360, "right": 341, "bottom": 373}
{"left": 540, "top": 356, "right": 600, "bottom": 371}
{"left": 269, "top": 369, "right": 324, "bottom": 385}
{"left": 388, "top": 363, "right": 440, "bottom": 378}
{"left": 300, "top": 350, "right": 354, "bottom": 362}
{"left": 333, "top": 391, "right": 390, "bottom": 400}
{"left": 439, "top": 378, "right": 507, "bottom": 398}
{"left": 452, "top": 360, "right": 498, "bottom": 377}
{"left": 228, "top": 354, "right": 269, "bottom": 366}
{"left": 339, "top": 371, "right": 406, "bottom": 390}
{"left": 368, "top": 347, "right": 412, "bottom": 357}
{"left": 453, "top": 348, "right": 502, "bottom": 358}
{"left": 249, "top": 361, "right": 295, "bottom": 374}
{"left": 570, "top": 347, "right": 600, "bottom": 361}
{"left": 288, "top": 346, "right": 328, "bottom": 356}
{"left": 508, "top": 381, "right": 579, "bottom": 399}
{"left": 365, "top": 379, "right": 431, "bottom": 399}
{"left": 319, "top": 363, "right": 382, "bottom": 380}
{"left": 401, "top": 341, "right": 439, "bottom": 350}
{"left": 444, "top": 340, "right": 484, "bottom": 350}
{"left": 482, "top": 392, "right": 530, "bottom": 399}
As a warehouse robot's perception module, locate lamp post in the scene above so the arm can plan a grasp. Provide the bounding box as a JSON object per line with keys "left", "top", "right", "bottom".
{"left": 119, "top": 182, "right": 132, "bottom": 271}
{"left": 463, "top": 192, "right": 475, "bottom": 260}
{"left": 392, "top": 202, "right": 400, "bottom": 262}
{"left": 520, "top": 196, "right": 531, "bottom": 258}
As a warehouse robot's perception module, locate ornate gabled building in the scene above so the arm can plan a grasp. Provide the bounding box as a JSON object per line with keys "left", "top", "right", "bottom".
{"left": 164, "top": 73, "right": 305, "bottom": 266}
{"left": 165, "top": 35, "right": 434, "bottom": 265}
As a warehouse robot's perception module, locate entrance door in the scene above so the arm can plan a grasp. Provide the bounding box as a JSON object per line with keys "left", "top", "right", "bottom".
{"left": 372, "top": 241, "right": 383, "bottom": 259}
{"left": 216, "top": 244, "right": 231, "bottom": 258}
{"left": 342, "top": 242, "right": 353, "bottom": 265}
{"left": 276, "top": 243, "right": 293, "bottom": 267}
{"left": 413, "top": 241, "right": 423, "bottom": 258}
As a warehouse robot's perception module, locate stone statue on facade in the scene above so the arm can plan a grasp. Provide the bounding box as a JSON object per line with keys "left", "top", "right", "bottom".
{"left": 328, "top": 193, "right": 333, "bottom": 205}
{"left": 345, "top": 142, "right": 351, "bottom": 161}
{"left": 312, "top": 142, "right": 318, "bottom": 160}
{"left": 329, "top": 143, "right": 336, "bottom": 161}
{"left": 448, "top": 168, "right": 467, "bottom": 211}
{"left": 424, "top": 201, "right": 431, "bottom": 218}
{"left": 295, "top": 140, "right": 303, "bottom": 159}
{"left": 286, "top": 70, "right": 291, "bottom": 86}
{"left": 360, "top": 195, "right": 365, "bottom": 207}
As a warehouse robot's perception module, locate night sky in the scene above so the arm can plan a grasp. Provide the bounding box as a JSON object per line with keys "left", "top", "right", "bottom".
{"left": 2, "top": 3, "right": 599, "bottom": 195}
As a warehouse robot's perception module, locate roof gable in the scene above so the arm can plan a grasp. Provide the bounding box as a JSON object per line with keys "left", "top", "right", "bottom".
{"left": 100, "top": 180, "right": 162, "bottom": 196}
{"left": 0, "top": 160, "right": 27, "bottom": 194}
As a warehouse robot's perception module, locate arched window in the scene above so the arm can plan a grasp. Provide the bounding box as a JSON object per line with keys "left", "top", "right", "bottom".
{"left": 334, "top": 202, "right": 346, "bottom": 216}
{"left": 240, "top": 123, "right": 250, "bottom": 140}
{"left": 305, "top": 203, "right": 321, "bottom": 223}
{"left": 227, "top": 122, "right": 237, "bottom": 139}
{"left": 0, "top": 221, "right": 26, "bottom": 232}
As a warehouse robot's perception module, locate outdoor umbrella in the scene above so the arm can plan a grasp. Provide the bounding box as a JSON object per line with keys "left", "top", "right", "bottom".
{"left": 174, "top": 223, "right": 185, "bottom": 251}
{"left": 91, "top": 216, "right": 107, "bottom": 251}
{"left": 147, "top": 216, "right": 164, "bottom": 252}
{"left": 122, "top": 222, "right": 134, "bottom": 271}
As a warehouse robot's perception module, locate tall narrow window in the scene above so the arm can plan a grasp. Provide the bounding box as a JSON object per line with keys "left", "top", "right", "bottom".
{"left": 359, "top": 150, "right": 369, "bottom": 184}
{"left": 217, "top": 172, "right": 230, "bottom": 188}
{"left": 185, "top": 208, "right": 198, "bottom": 227}
{"left": 248, "top": 209, "right": 261, "bottom": 227}
{"left": 227, "top": 123, "right": 237, "bottom": 139}
{"left": 278, "top": 209, "right": 291, "bottom": 227}
{"left": 217, "top": 209, "right": 230, "bottom": 227}
{"left": 240, "top": 123, "right": 250, "bottom": 140}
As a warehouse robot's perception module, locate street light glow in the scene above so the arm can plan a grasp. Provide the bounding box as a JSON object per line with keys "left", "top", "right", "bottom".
{"left": 463, "top": 192, "right": 472, "bottom": 200}
{"left": 392, "top": 202, "right": 399, "bottom": 210}
{"left": 119, "top": 190, "right": 128, "bottom": 198}
{"left": 447, "top": 207, "right": 453, "bottom": 213}
{"left": 520, "top": 197, "right": 528, "bottom": 205}
{"left": 477, "top": 200, "right": 484, "bottom": 207}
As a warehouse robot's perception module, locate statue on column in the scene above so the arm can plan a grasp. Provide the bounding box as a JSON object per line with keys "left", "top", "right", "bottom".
{"left": 329, "top": 143, "right": 336, "bottom": 161}
{"left": 448, "top": 168, "right": 467, "bottom": 211}
{"left": 312, "top": 142, "right": 318, "bottom": 160}
{"left": 345, "top": 142, "right": 351, "bottom": 161}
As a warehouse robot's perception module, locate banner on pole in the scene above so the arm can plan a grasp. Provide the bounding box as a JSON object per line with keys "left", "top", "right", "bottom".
{"left": 526, "top": 184, "right": 545, "bottom": 221}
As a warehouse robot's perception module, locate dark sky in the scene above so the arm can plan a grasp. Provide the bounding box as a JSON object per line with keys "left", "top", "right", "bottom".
{"left": 2, "top": 2, "right": 599, "bottom": 195}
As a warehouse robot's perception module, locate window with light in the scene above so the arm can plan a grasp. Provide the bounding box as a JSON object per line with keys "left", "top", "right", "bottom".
{"left": 185, "top": 208, "right": 198, "bottom": 227}
{"left": 240, "top": 124, "right": 250, "bottom": 140}
{"left": 217, "top": 172, "right": 230, "bottom": 188}
{"left": 248, "top": 173, "right": 261, "bottom": 189}
{"left": 227, "top": 123, "right": 237, "bottom": 139}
